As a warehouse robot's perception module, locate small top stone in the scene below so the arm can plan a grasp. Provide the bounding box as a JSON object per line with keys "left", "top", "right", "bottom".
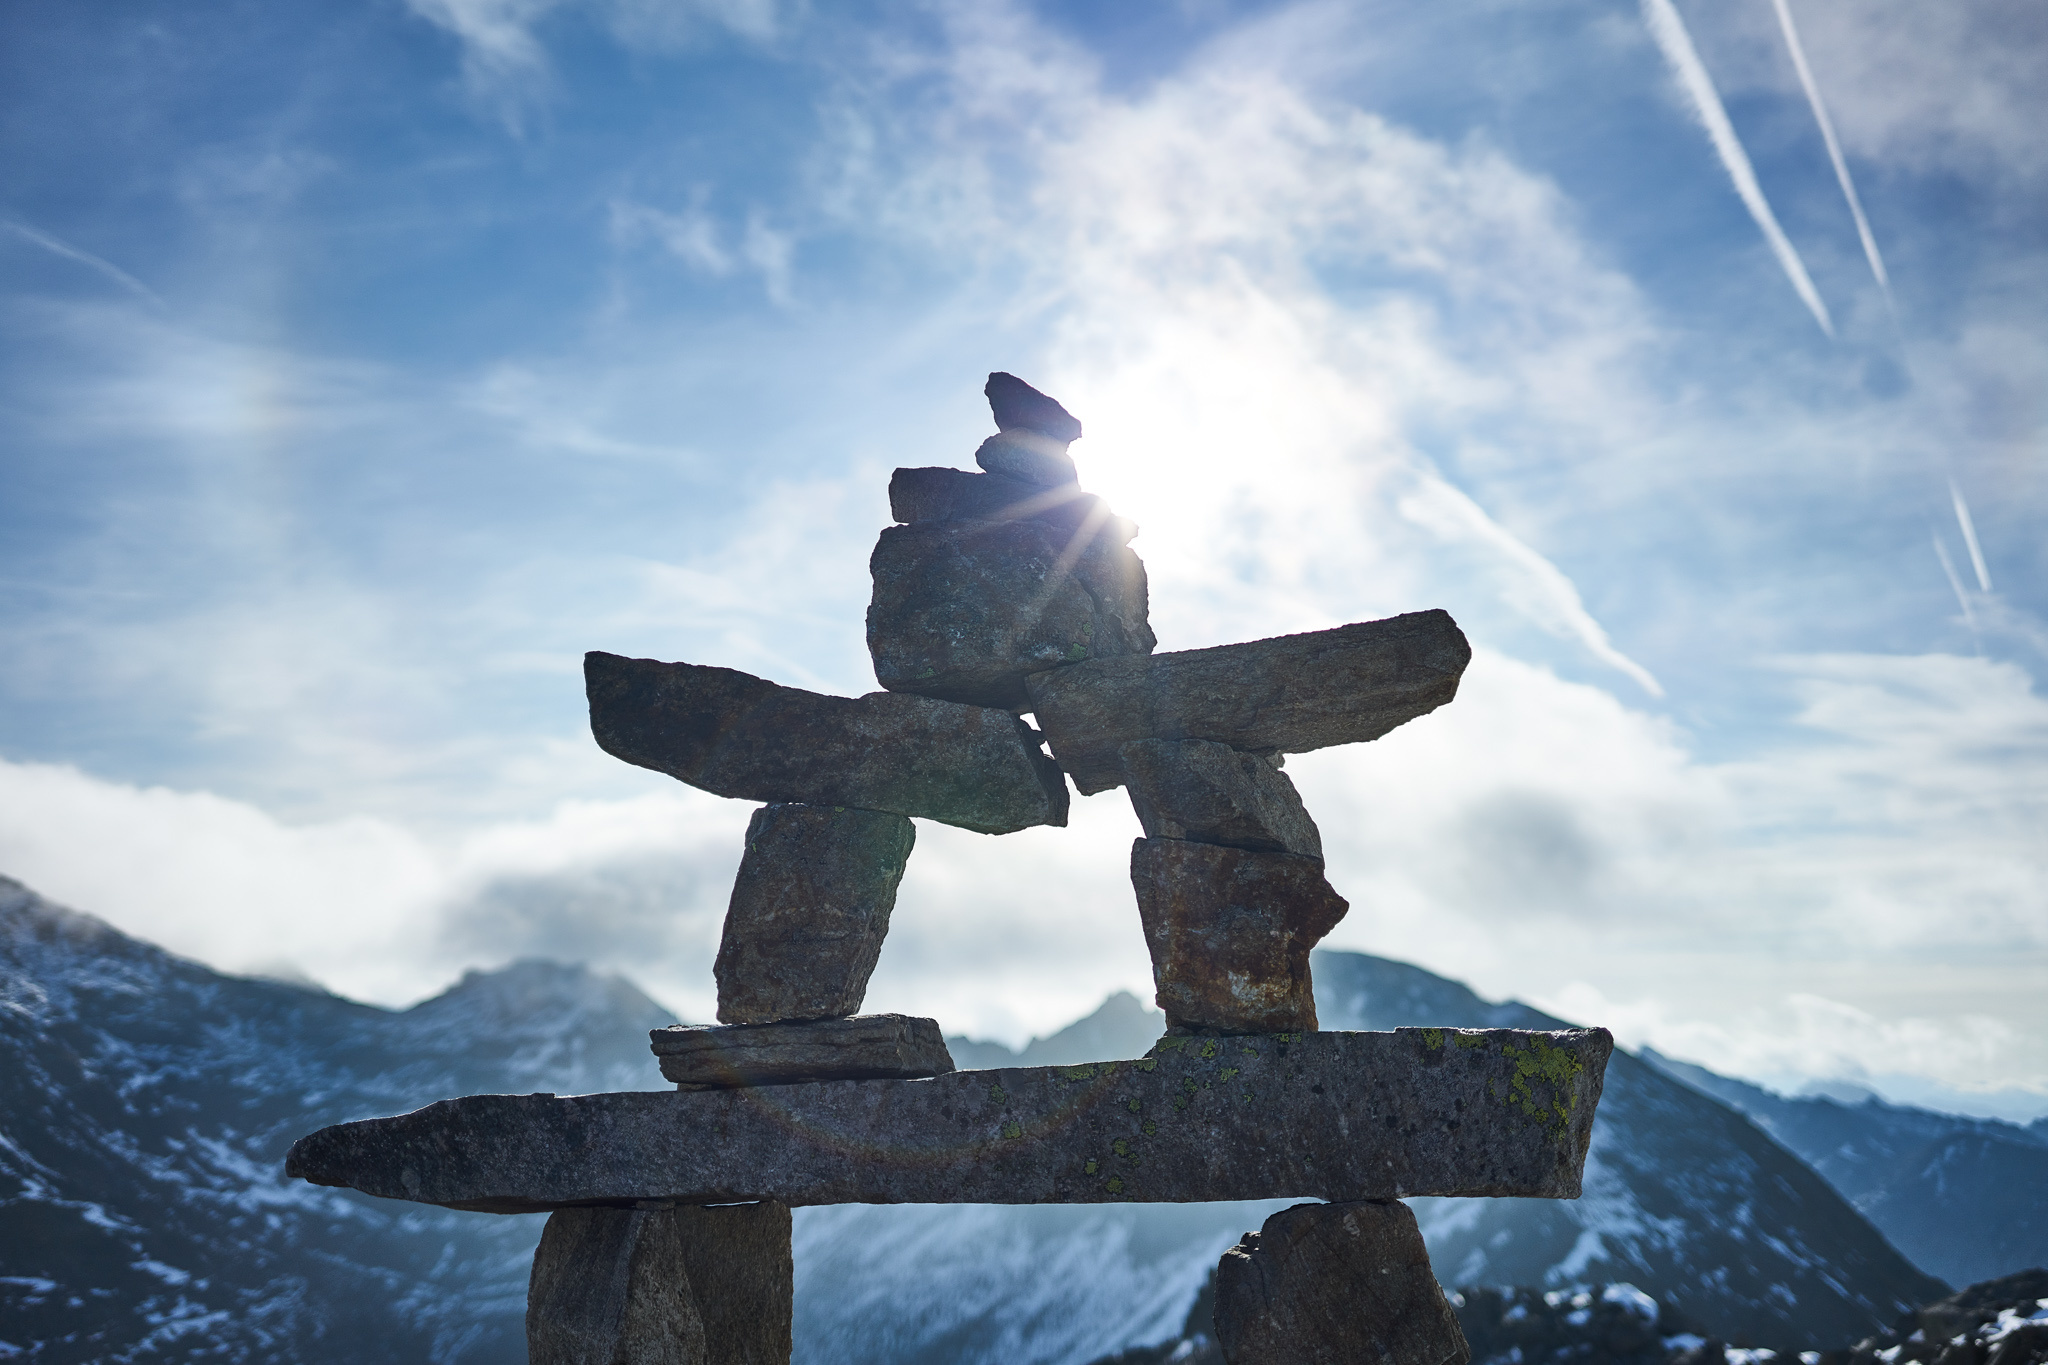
{"left": 985, "top": 372, "right": 1083, "bottom": 444}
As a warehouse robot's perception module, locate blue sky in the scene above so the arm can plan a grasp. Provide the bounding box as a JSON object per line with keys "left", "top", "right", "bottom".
{"left": 3, "top": 0, "right": 2044, "bottom": 1116}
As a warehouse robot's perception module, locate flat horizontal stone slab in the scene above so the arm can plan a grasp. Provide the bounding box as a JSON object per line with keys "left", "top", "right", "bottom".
{"left": 586, "top": 652, "right": 1069, "bottom": 834}
{"left": 653, "top": 1015, "right": 956, "bottom": 1089}
{"left": 1025, "top": 611, "right": 1472, "bottom": 794}
{"left": 286, "top": 1027, "right": 1610, "bottom": 1214}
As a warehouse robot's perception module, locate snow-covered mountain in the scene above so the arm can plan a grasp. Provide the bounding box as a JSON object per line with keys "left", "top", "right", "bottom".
{"left": 1, "top": 874, "right": 1958, "bottom": 1363}
{"left": 1640, "top": 1048, "right": 2048, "bottom": 1288}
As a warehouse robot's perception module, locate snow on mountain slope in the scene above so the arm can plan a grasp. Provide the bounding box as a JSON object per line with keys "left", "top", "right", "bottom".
{"left": 0, "top": 875, "right": 670, "bottom": 1363}
{"left": 1640, "top": 1048, "right": 2048, "bottom": 1287}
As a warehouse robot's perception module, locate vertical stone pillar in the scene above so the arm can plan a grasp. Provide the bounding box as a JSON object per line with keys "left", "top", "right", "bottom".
{"left": 528, "top": 1202, "right": 793, "bottom": 1365}
{"left": 1212, "top": 1200, "right": 1469, "bottom": 1365}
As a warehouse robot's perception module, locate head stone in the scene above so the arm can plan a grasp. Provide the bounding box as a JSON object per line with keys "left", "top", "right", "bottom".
{"left": 985, "top": 372, "right": 1083, "bottom": 444}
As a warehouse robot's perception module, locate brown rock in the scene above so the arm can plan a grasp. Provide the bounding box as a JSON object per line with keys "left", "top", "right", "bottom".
{"left": 585, "top": 652, "right": 1068, "bottom": 834}
{"left": 651, "top": 1014, "right": 955, "bottom": 1089}
{"left": 287, "top": 1025, "right": 1616, "bottom": 1211}
{"left": 888, "top": 467, "right": 1137, "bottom": 544}
{"left": 527, "top": 1204, "right": 706, "bottom": 1365}
{"left": 714, "top": 804, "right": 915, "bottom": 1025}
{"left": 975, "top": 431, "right": 1079, "bottom": 487}
{"left": 1119, "top": 739, "right": 1322, "bottom": 860}
{"left": 1213, "top": 1200, "right": 1470, "bottom": 1365}
{"left": 672, "top": 1202, "right": 793, "bottom": 1365}
{"left": 1131, "top": 838, "right": 1347, "bottom": 1033}
{"left": 1025, "top": 611, "right": 1472, "bottom": 794}
{"left": 985, "top": 371, "right": 1083, "bottom": 443}
{"left": 867, "top": 519, "right": 1154, "bottom": 710}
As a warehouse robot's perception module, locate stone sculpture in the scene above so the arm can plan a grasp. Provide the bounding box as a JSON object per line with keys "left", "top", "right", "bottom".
{"left": 286, "top": 371, "right": 1608, "bottom": 1365}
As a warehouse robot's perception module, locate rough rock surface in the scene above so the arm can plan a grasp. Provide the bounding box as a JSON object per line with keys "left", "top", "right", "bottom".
{"left": 868, "top": 519, "right": 1154, "bottom": 710}
{"left": 985, "top": 371, "right": 1083, "bottom": 443}
{"left": 528, "top": 1204, "right": 707, "bottom": 1364}
{"left": 1118, "top": 739, "right": 1322, "bottom": 860}
{"left": 888, "top": 467, "right": 1137, "bottom": 543}
{"left": 1026, "top": 611, "right": 1473, "bottom": 794}
{"left": 714, "top": 805, "right": 915, "bottom": 1025}
{"left": 1835, "top": 1269, "right": 2048, "bottom": 1365}
{"left": 671, "top": 1201, "right": 793, "bottom": 1365}
{"left": 1212, "top": 1200, "right": 1470, "bottom": 1365}
{"left": 652, "top": 1015, "right": 955, "bottom": 1089}
{"left": 286, "top": 1026, "right": 1612, "bottom": 1212}
{"left": 585, "top": 652, "right": 1068, "bottom": 834}
{"left": 975, "top": 431, "right": 1079, "bottom": 487}
{"left": 1131, "top": 839, "right": 1347, "bottom": 1033}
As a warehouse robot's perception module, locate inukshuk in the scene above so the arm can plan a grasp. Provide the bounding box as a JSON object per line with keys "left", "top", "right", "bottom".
{"left": 286, "top": 373, "right": 1614, "bottom": 1365}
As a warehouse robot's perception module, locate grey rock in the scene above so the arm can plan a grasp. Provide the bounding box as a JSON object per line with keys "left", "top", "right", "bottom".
{"left": 714, "top": 805, "right": 915, "bottom": 1025}
{"left": 1131, "top": 839, "right": 1347, "bottom": 1033}
{"left": 528, "top": 1205, "right": 707, "bottom": 1365}
{"left": 985, "top": 371, "right": 1083, "bottom": 443}
{"left": 672, "top": 1202, "right": 793, "bottom": 1365}
{"left": 975, "top": 431, "right": 1079, "bottom": 488}
{"left": 651, "top": 1015, "right": 956, "bottom": 1089}
{"left": 1025, "top": 611, "right": 1472, "bottom": 794}
{"left": 888, "top": 467, "right": 1137, "bottom": 544}
{"left": 1213, "top": 1200, "right": 1470, "bottom": 1365}
{"left": 585, "top": 652, "right": 1068, "bottom": 834}
{"left": 285, "top": 1026, "right": 1612, "bottom": 1212}
{"left": 1119, "top": 739, "right": 1322, "bottom": 860}
{"left": 867, "top": 519, "right": 1154, "bottom": 710}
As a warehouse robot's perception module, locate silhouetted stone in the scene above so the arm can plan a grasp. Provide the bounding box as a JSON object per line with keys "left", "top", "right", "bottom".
{"left": 985, "top": 371, "right": 1083, "bottom": 443}
{"left": 713, "top": 805, "right": 915, "bottom": 1025}
{"left": 672, "top": 1202, "right": 793, "bottom": 1365}
{"left": 286, "top": 1026, "right": 1613, "bottom": 1212}
{"left": 1131, "top": 839, "right": 1346, "bottom": 1033}
{"left": 528, "top": 1204, "right": 706, "bottom": 1364}
{"left": 888, "top": 467, "right": 1137, "bottom": 544}
{"left": 1026, "top": 611, "right": 1471, "bottom": 794}
{"left": 868, "top": 519, "right": 1154, "bottom": 710}
{"left": 651, "top": 1015, "right": 955, "bottom": 1089}
{"left": 975, "top": 431, "right": 1079, "bottom": 487}
{"left": 1212, "top": 1200, "right": 1469, "bottom": 1365}
{"left": 585, "top": 652, "right": 1067, "bottom": 834}
{"left": 1118, "top": 740, "right": 1322, "bottom": 861}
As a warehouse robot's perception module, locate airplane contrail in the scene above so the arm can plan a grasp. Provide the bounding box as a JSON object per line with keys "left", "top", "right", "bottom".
{"left": 1640, "top": 0, "right": 1834, "bottom": 337}
{"left": 1949, "top": 479, "right": 1993, "bottom": 593}
{"left": 2, "top": 219, "right": 163, "bottom": 306}
{"left": 1931, "top": 535, "right": 1976, "bottom": 629}
{"left": 1767, "top": 0, "right": 1892, "bottom": 308}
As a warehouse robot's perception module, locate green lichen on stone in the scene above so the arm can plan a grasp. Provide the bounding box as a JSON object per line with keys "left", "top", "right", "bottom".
{"left": 1105, "top": 1176, "right": 1124, "bottom": 1194}
{"left": 1240, "top": 1042, "right": 1260, "bottom": 1055}
{"left": 1126, "top": 1097, "right": 1142, "bottom": 1113}
{"left": 1112, "top": 1139, "right": 1131, "bottom": 1158}
{"left": 1136, "top": 1057, "right": 1158, "bottom": 1073}
{"left": 1454, "top": 1031, "right": 1486, "bottom": 1050}
{"left": 1200, "top": 1039, "right": 1220, "bottom": 1059}
{"left": 1421, "top": 1028, "right": 1444, "bottom": 1050}
{"left": 918, "top": 667, "right": 938, "bottom": 679}
{"left": 1242, "top": 1091, "right": 1255, "bottom": 1103}
{"left": 987, "top": 1083, "right": 1007, "bottom": 1106}
{"left": 1181, "top": 1077, "right": 1200, "bottom": 1094}
{"left": 1141, "top": 1119, "right": 1158, "bottom": 1136}
{"left": 1498, "top": 1035, "right": 1584, "bottom": 1138}
{"left": 1065, "top": 642, "right": 1089, "bottom": 662}
{"left": 1084, "top": 1158, "right": 1099, "bottom": 1175}
{"left": 1153, "top": 1037, "right": 1189, "bottom": 1053}
{"left": 1220, "top": 1067, "right": 1239, "bottom": 1082}
{"left": 1057, "top": 1064, "right": 1097, "bottom": 1082}
{"left": 1001, "top": 1120, "right": 1024, "bottom": 1140}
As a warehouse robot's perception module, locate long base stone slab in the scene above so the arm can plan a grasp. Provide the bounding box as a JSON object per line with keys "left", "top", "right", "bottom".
{"left": 286, "top": 1027, "right": 1611, "bottom": 1214}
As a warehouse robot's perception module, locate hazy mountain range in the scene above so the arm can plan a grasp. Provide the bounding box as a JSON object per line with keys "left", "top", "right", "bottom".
{"left": 4, "top": 872, "right": 2041, "bottom": 1363}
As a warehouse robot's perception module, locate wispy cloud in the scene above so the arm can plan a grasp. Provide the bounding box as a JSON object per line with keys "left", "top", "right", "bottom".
{"left": 1640, "top": 0, "right": 1834, "bottom": 337}
{"left": 1949, "top": 478, "right": 1993, "bottom": 592}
